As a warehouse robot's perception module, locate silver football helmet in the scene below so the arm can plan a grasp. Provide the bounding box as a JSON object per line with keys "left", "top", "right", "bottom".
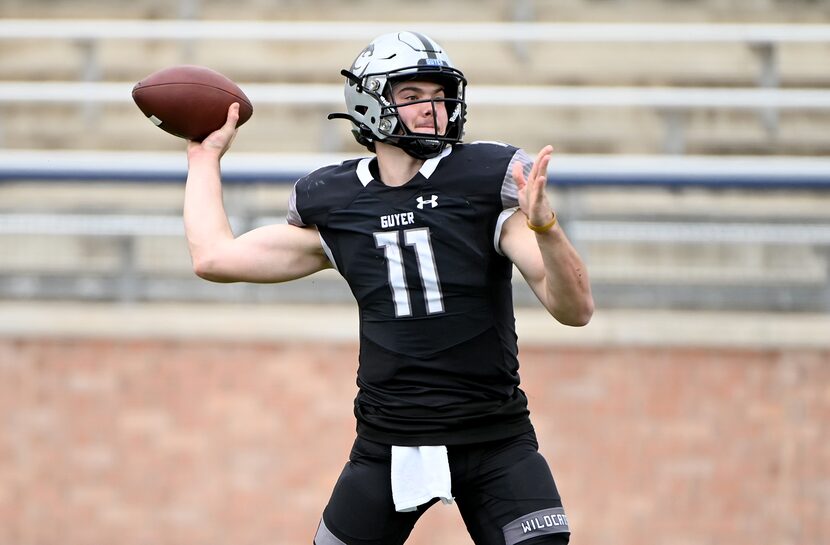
{"left": 328, "top": 31, "right": 467, "bottom": 159}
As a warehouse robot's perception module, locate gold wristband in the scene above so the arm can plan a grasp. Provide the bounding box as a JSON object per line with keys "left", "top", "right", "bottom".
{"left": 527, "top": 213, "right": 557, "bottom": 233}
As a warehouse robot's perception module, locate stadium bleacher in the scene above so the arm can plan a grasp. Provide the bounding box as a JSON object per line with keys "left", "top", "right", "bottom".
{"left": 5, "top": 8, "right": 830, "bottom": 545}
{"left": 0, "top": 0, "right": 829, "bottom": 311}
{"left": 1, "top": 15, "right": 829, "bottom": 154}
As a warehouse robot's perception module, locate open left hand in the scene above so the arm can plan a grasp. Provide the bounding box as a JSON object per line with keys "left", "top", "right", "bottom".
{"left": 512, "top": 145, "right": 555, "bottom": 228}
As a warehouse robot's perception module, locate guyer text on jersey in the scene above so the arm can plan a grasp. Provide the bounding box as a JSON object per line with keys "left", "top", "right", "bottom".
{"left": 379, "top": 212, "right": 415, "bottom": 229}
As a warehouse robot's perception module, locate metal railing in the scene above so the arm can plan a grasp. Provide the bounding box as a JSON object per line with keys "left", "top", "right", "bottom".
{"left": 2, "top": 151, "right": 829, "bottom": 310}
{"left": 3, "top": 150, "right": 829, "bottom": 187}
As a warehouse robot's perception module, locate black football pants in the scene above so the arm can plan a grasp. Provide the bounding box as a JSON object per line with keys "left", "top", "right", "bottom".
{"left": 313, "top": 429, "right": 570, "bottom": 545}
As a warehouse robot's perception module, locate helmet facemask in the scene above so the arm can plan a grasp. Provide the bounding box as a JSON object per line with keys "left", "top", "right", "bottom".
{"left": 378, "top": 71, "right": 466, "bottom": 159}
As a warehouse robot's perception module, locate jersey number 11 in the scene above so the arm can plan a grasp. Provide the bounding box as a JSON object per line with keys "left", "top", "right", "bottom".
{"left": 374, "top": 227, "right": 445, "bottom": 318}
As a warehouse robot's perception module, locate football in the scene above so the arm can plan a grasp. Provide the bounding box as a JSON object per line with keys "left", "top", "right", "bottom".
{"left": 132, "top": 65, "right": 253, "bottom": 141}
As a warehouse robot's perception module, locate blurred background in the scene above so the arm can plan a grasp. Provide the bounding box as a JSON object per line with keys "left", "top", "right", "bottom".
{"left": 1, "top": 1, "right": 829, "bottom": 544}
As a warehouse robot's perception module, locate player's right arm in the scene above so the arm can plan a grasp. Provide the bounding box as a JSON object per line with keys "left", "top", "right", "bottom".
{"left": 184, "top": 103, "right": 331, "bottom": 284}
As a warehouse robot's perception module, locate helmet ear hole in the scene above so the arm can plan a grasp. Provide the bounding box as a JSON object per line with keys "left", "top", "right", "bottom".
{"left": 355, "top": 106, "right": 368, "bottom": 115}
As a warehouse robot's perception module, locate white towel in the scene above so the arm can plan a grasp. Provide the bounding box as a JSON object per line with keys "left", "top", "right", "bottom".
{"left": 390, "top": 445, "right": 454, "bottom": 512}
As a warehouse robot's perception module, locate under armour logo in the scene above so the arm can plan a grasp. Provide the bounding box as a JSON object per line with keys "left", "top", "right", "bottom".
{"left": 416, "top": 195, "right": 439, "bottom": 209}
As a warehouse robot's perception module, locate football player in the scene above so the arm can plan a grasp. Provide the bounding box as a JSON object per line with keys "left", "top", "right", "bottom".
{"left": 185, "top": 31, "right": 593, "bottom": 545}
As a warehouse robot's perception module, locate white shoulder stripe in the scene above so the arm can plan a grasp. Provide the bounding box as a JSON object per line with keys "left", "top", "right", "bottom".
{"left": 470, "top": 140, "right": 510, "bottom": 147}
{"left": 494, "top": 207, "right": 519, "bottom": 256}
{"left": 286, "top": 181, "right": 305, "bottom": 226}
{"left": 356, "top": 157, "right": 374, "bottom": 187}
{"left": 419, "top": 145, "right": 452, "bottom": 179}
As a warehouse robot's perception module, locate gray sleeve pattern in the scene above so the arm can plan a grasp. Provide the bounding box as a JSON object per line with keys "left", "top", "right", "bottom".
{"left": 502, "top": 148, "right": 533, "bottom": 209}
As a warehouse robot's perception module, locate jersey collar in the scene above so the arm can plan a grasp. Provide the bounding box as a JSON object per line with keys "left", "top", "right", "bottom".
{"left": 356, "top": 145, "right": 453, "bottom": 188}
{"left": 356, "top": 157, "right": 374, "bottom": 187}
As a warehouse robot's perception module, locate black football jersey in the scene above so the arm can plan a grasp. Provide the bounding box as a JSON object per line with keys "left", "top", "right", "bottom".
{"left": 287, "top": 142, "right": 535, "bottom": 445}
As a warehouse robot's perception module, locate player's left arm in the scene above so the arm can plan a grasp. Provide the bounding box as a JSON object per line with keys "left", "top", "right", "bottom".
{"left": 500, "top": 145, "right": 594, "bottom": 326}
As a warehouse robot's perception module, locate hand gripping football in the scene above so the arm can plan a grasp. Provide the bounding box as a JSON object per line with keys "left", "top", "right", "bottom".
{"left": 132, "top": 65, "right": 253, "bottom": 141}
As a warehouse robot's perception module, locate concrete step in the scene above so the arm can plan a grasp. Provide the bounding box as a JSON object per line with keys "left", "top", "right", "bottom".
{"left": 2, "top": 102, "right": 829, "bottom": 156}
{"left": 2, "top": 33, "right": 828, "bottom": 88}
{"left": 3, "top": 0, "right": 827, "bottom": 23}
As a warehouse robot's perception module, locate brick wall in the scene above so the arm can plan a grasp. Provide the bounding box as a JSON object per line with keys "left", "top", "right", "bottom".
{"left": 1, "top": 338, "right": 827, "bottom": 545}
